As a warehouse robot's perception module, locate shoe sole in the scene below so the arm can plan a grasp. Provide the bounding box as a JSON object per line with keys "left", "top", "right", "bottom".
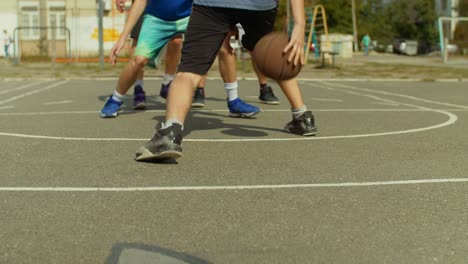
{"left": 135, "top": 148, "right": 183, "bottom": 162}
{"left": 191, "top": 102, "right": 205, "bottom": 108}
{"left": 133, "top": 102, "right": 146, "bottom": 110}
{"left": 229, "top": 110, "right": 260, "bottom": 118}
{"left": 284, "top": 126, "right": 318, "bottom": 136}
{"left": 100, "top": 112, "right": 118, "bottom": 118}
{"left": 260, "top": 100, "right": 280, "bottom": 105}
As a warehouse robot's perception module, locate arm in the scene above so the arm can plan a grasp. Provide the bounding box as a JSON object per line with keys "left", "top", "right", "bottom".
{"left": 283, "top": 0, "right": 305, "bottom": 66}
{"left": 109, "top": 0, "right": 147, "bottom": 64}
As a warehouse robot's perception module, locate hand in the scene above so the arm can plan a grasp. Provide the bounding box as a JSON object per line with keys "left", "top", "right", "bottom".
{"left": 283, "top": 25, "right": 305, "bottom": 66}
{"left": 109, "top": 38, "right": 126, "bottom": 64}
{"left": 115, "top": 0, "right": 126, "bottom": 13}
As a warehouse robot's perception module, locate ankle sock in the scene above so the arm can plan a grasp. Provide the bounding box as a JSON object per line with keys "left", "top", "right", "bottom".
{"left": 163, "top": 73, "right": 174, "bottom": 85}
{"left": 164, "top": 118, "right": 183, "bottom": 130}
{"left": 292, "top": 105, "right": 307, "bottom": 119}
{"left": 224, "top": 82, "right": 238, "bottom": 101}
{"left": 134, "top": 79, "right": 144, "bottom": 88}
{"left": 111, "top": 90, "right": 124, "bottom": 102}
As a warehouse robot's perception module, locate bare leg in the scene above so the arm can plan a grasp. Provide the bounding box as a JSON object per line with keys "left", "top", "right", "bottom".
{"left": 164, "top": 36, "right": 183, "bottom": 75}
{"left": 218, "top": 29, "right": 237, "bottom": 83}
{"left": 131, "top": 41, "right": 145, "bottom": 84}
{"left": 166, "top": 72, "right": 203, "bottom": 124}
{"left": 116, "top": 56, "right": 148, "bottom": 95}
{"left": 276, "top": 78, "right": 304, "bottom": 109}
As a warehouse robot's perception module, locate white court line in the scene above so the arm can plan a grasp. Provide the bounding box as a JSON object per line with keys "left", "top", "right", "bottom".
{"left": 372, "top": 102, "right": 400, "bottom": 106}
{"left": 0, "top": 106, "right": 14, "bottom": 110}
{"left": 43, "top": 100, "right": 73, "bottom": 105}
{"left": 311, "top": 98, "right": 343, "bottom": 102}
{"left": 0, "top": 81, "right": 460, "bottom": 141}
{"left": 0, "top": 80, "right": 48, "bottom": 95}
{"left": 1, "top": 108, "right": 468, "bottom": 117}
{"left": 0, "top": 80, "right": 69, "bottom": 105}
{"left": 320, "top": 81, "right": 468, "bottom": 109}
{"left": 0, "top": 178, "right": 467, "bottom": 192}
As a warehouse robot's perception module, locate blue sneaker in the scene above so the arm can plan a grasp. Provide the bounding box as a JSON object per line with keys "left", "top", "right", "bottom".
{"left": 159, "top": 82, "right": 171, "bottom": 99}
{"left": 100, "top": 96, "right": 123, "bottom": 118}
{"left": 133, "top": 85, "right": 146, "bottom": 110}
{"left": 227, "top": 98, "right": 261, "bottom": 118}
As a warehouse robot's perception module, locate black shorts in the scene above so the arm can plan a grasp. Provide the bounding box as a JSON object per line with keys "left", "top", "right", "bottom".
{"left": 178, "top": 4, "right": 277, "bottom": 75}
{"left": 130, "top": 14, "right": 145, "bottom": 41}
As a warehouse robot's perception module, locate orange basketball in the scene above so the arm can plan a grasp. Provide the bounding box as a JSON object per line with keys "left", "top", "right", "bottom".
{"left": 252, "top": 31, "right": 302, "bottom": 80}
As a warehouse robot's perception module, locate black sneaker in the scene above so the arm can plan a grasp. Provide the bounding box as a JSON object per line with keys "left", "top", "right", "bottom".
{"left": 259, "top": 85, "right": 280, "bottom": 105}
{"left": 284, "top": 111, "right": 317, "bottom": 136}
{"left": 192, "top": 88, "right": 205, "bottom": 108}
{"left": 135, "top": 123, "right": 183, "bottom": 161}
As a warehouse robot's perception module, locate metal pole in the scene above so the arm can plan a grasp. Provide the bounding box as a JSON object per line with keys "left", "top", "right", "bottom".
{"left": 97, "top": 0, "right": 105, "bottom": 68}
{"left": 351, "top": 0, "right": 359, "bottom": 52}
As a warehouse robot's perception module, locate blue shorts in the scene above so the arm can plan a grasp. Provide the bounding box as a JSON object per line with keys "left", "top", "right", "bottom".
{"left": 134, "top": 14, "right": 189, "bottom": 59}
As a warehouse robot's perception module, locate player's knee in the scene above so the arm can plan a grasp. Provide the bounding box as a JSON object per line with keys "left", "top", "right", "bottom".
{"left": 169, "top": 37, "right": 183, "bottom": 49}
{"left": 132, "top": 56, "right": 148, "bottom": 68}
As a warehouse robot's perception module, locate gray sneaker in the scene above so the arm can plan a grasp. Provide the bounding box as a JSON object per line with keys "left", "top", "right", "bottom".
{"left": 284, "top": 111, "right": 317, "bottom": 136}
{"left": 135, "top": 123, "right": 183, "bottom": 161}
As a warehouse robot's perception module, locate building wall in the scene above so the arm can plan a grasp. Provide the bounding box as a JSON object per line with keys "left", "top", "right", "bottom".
{"left": 1, "top": 0, "right": 129, "bottom": 59}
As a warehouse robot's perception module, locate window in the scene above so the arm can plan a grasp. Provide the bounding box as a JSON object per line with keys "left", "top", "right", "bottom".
{"left": 48, "top": 2, "right": 66, "bottom": 39}
{"left": 19, "top": 1, "right": 40, "bottom": 40}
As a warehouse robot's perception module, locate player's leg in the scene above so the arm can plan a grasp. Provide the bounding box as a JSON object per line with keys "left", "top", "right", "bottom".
{"left": 135, "top": 5, "right": 231, "bottom": 161}
{"left": 252, "top": 60, "right": 280, "bottom": 105}
{"left": 101, "top": 15, "right": 176, "bottom": 118}
{"left": 131, "top": 15, "right": 147, "bottom": 110}
{"left": 240, "top": 7, "right": 316, "bottom": 136}
{"left": 159, "top": 35, "right": 183, "bottom": 99}
{"left": 215, "top": 28, "right": 260, "bottom": 117}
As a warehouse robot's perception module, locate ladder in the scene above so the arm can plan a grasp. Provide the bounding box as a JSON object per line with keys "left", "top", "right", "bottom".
{"left": 305, "top": 4, "right": 331, "bottom": 64}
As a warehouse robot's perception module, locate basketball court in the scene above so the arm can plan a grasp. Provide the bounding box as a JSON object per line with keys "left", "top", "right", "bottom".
{"left": 0, "top": 78, "right": 467, "bottom": 263}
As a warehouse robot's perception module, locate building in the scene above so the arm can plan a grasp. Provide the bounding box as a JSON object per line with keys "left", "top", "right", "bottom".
{"left": 0, "top": 0, "right": 127, "bottom": 59}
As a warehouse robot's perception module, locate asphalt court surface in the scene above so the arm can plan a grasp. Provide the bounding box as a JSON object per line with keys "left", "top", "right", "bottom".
{"left": 0, "top": 78, "right": 467, "bottom": 263}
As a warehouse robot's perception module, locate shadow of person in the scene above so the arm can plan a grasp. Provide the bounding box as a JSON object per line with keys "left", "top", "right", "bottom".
{"left": 149, "top": 110, "right": 286, "bottom": 138}
{"left": 98, "top": 95, "right": 167, "bottom": 117}
{"left": 105, "top": 242, "right": 211, "bottom": 264}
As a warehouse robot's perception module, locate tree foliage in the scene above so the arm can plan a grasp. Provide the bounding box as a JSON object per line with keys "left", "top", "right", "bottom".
{"left": 295, "top": 0, "right": 440, "bottom": 45}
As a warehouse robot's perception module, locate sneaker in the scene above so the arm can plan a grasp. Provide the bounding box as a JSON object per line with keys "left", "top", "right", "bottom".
{"left": 159, "top": 82, "right": 171, "bottom": 99}
{"left": 259, "top": 85, "right": 280, "bottom": 105}
{"left": 133, "top": 85, "right": 146, "bottom": 110}
{"left": 227, "top": 98, "right": 260, "bottom": 118}
{"left": 192, "top": 88, "right": 205, "bottom": 108}
{"left": 284, "top": 110, "right": 317, "bottom": 136}
{"left": 135, "top": 123, "right": 183, "bottom": 161}
{"left": 100, "top": 96, "right": 123, "bottom": 118}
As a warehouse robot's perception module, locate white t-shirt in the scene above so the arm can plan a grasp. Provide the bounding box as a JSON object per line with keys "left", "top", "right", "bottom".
{"left": 2, "top": 32, "right": 11, "bottom": 46}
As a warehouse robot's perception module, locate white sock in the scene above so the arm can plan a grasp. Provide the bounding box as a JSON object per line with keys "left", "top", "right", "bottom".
{"left": 111, "top": 90, "right": 124, "bottom": 102}
{"left": 225, "top": 82, "right": 238, "bottom": 101}
{"left": 164, "top": 118, "right": 183, "bottom": 130}
{"left": 292, "top": 105, "right": 307, "bottom": 119}
{"left": 163, "top": 73, "right": 175, "bottom": 85}
{"left": 134, "top": 79, "right": 143, "bottom": 88}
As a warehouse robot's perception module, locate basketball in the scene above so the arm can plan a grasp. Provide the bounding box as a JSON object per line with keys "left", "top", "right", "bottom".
{"left": 252, "top": 31, "right": 302, "bottom": 81}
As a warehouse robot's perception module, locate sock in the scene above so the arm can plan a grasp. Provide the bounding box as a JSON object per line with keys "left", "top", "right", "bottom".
{"left": 164, "top": 118, "right": 184, "bottom": 130}
{"left": 196, "top": 87, "right": 205, "bottom": 95}
{"left": 224, "top": 82, "right": 238, "bottom": 101}
{"left": 111, "top": 90, "right": 124, "bottom": 102}
{"left": 163, "top": 73, "right": 175, "bottom": 85}
{"left": 292, "top": 105, "right": 307, "bottom": 119}
{"left": 134, "top": 79, "right": 143, "bottom": 88}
